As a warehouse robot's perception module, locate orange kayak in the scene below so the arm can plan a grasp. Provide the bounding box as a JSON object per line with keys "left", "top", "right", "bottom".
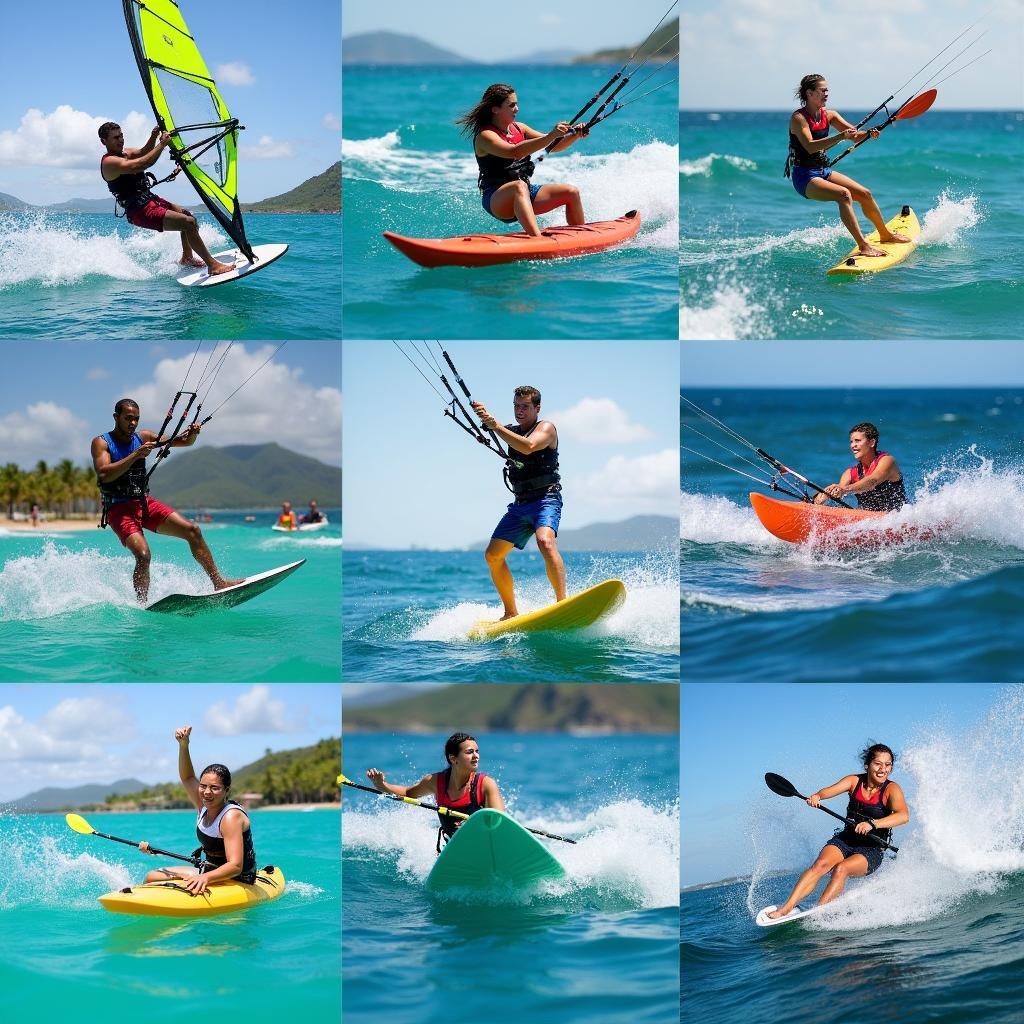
{"left": 382, "top": 210, "right": 641, "bottom": 268}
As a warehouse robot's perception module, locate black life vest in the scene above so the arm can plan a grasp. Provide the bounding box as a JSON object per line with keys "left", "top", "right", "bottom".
{"left": 98, "top": 431, "right": 149, "bottom": 509}
{"left": 101, "top": 154, "right": 155, "bottom": 214}
{"left": 840, "top": 775, "right": 893, "bottom": 847}
{"left": 195, "top": 800, "right": 257, "bottom": 884}
{"left": 785, "top": 106, "right": 831, "bottom": 178}
{"left": 503, "top": 421, "right": 560, "bottom": 502}
{"left": 475, "top": 122, "right": 535, "bottom": 191}
{"left": 434, "top": 768, "right": 488, "bottom": 846}
{"left": 849, "top": 451, "right": 906, "bottom": 511}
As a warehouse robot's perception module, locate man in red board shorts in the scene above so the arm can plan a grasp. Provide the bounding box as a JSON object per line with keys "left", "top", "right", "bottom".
{"left": 91, "top": 398, "right": 242, "bottom": 603}
{"left": 98, "top": 121, "right": 234, "bottom": 278}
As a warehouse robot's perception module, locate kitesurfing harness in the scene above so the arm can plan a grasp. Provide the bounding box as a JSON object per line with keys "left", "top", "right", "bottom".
{"left": 476, "top": 122, "right": 535, "bottom": 190}
{"left": 504, "top": 421, "right": 560, "bottom": 502}
{"left": 97, "top": 430, "right": 150, "bottom": 528}
{"left": 101, "top": 156, "right": 158, "bottom": 217}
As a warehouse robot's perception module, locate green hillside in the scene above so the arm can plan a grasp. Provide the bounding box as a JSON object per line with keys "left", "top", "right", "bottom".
{"left": 242, "top": 162, "right": 340, "bottom": 213}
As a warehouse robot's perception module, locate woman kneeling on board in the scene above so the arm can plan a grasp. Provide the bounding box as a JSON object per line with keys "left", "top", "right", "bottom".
{"left": 786, "top": 75, "right": 911, "bottom": 258}
{"left": 137, "top": 726, "right": 259, "bottom": 892}
{"left": 367, "top": 732, "right": 505, "bottom": 851}
{"left": 458, "top": 83, "right": 589, "bottom": 235}
{"left": 767, "top": 743, "right": 909, "bottom": 920}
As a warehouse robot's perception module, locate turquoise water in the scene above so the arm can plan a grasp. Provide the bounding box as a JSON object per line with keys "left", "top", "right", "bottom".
{"left": 0, "top": 808, "right": 340, "bottom": 1019}
{"left": 343, "top": 549, "right": 679, "bottom": 682}
{"left": 681, "top": 111, "right": 1023, "bottom": 339}
{"left": 0, "top": 512, "right": 341, "bottom": 682}
{"left": 343, "top": 66, "right": 678, "bottom": 340}
{"left": 682, "top": 388, "right": 1024, "bottom": 681}
{"left": 342, "top": 732, "right": 679, "bottom": 1024}
{"left": 0, "top": 212, "right": 341, "bottom": 339}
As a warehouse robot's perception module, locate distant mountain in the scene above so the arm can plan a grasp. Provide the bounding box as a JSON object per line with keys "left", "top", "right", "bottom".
{"left": 152, "top": 443, "right": 341, "bottom": 509}
{"left": 8, "top": 778, "right": 147, "bottom": 812}
{"left": 0, "top": 191, "right": 31, "bottom": 210}
{"left": 344, "top": 30, "right": 470, "bottom": 65}
{"left": 506, "top": 49, "right": 581, "bottom": 64}
{"left": 574, "top": 17, "right": 678, "bottom": 64}
{"left": 343, "top": 683, "right": 679, "bottom": 733}
{"left": 243, "top": 162, "right": 340, "bottom": 214}
{"left": 469, "top": 514, "right": 677, "bottom": 552}
{"left": 46, "top": 197, "right": 112, "bottom": 213}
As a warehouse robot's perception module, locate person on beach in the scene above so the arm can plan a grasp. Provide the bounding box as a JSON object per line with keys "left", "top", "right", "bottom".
{"left": 137, "top": 725, "right": 259, "bottom": 891}
{"left": 470, "top": 386, "right": 566, "bottom": 621}
{"left": 785, "top": 75, "right": 911, "bottom": 258}
{"left": 457, "top": 84, "right": 590, "bottom": 234}
{"left": 815, "top": 421, "right": 906, "bottom": 512}
{"left": 29, "top": 503, "right": 41, "bottom": 527}
{"left": 98, "top": 121, "right": 234, "bottom": 277}
{"left": 91, "top": 398, "right": 241, "bottom": 602}
{"left": 366, "top": 733, "right": 505, "bottom": 851}
{"left": 767, "top": 743, "right": 909, "bottom": 919}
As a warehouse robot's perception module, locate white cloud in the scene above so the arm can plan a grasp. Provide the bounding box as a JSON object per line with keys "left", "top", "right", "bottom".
{"left": 86, "top": 367, "right": 110, "bottom": 381}
{"left": 549, "top": 397, "right": 654, "bottom": 444}
{"left": 216, "top": 62, "right": 255, "bottom": 86}
{"left": 241, "top": 135, "right": 294, "bottom": 160}
{"left": 204, "top": 685, "right": 291, "bottom": 736}
{"left": 0, "top": 106, "right": 150, "bottom": 168}
{"left": 0, "top": 702, "right": 123, "bottom": 764}
{"left": 41, "top": 698, "right": 133, "bottom": 740}
{"left": 323, "top": 113, "right": 340, "bottom": 132}
{"left": 569, "top": 448, "right": 678, "bottom": 508}
{"left": 0, "top": 401, "right": 90, "bottom": 465}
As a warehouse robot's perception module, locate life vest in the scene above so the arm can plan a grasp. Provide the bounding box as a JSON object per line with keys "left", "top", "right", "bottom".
{"left": 195, "top": 800, "right": 257, "bottom": 883}
{"left": 434, "top": 768, "right": 488, "bottom": 845}
{"left": 785, "top": 106, "right": 831, "bottom": 178}
{"left": 98, "top": 431, "right": 149, "bottom": 513}
{"left": 840, "top": 774, "right": 893, "bottom": 847}
{"left": 277, "top": 512, "right": 296, "bottom": 528}
{"left": 101, "top": 154, "right": 155, "bottom": 215}
{"left": 503, "top": 421, "right": 560, "bottom": 502}
{"left": 475, "top": 122, "right": 535, "bottom": 191}
{"left": 848, "top": 451, "right": 907, "bottom": 511}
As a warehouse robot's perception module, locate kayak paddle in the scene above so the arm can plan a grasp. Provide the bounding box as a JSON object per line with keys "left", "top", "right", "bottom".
{"left": 764, "top": 772, "right": 899, "bottom": 852}
{"left": 66, "top": 812, "right": 202, "bottom": 865}
{"left": 339, "top": 773, "right": 577, "bottom": 845}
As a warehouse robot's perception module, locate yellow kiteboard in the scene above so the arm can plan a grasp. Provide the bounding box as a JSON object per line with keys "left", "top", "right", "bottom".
{"left": 826, "top": 205, "right": 920, "bottom": 275}
{"left": 469, "top": 579, "right": 626, "bottom": 640}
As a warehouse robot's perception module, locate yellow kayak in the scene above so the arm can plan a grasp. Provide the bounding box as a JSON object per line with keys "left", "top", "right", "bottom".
{"left": 826, "top": 205, "right": 920, "bottom": 275}
{"left": 469, "top": 579, "right": 626, "bottom": 640}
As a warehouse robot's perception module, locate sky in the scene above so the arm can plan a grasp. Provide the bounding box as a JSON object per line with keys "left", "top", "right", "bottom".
{"left": 0, "top": 1, "right": 340, "bottom": 205}
{"left": 681, "top": 340, "right": 1024, "bottom": 388}
{"left": 343, "top": 0, "right": 678, "bottom": 63}
{"left": 343, "top": 341, "right": 679, "bottom": 549}
{"left": 0, "top": 683, "right": 340, "bottom": 803}
{"left": 0, "top": 341, "right": 342, "bottom": 469}
{"left": 682, "top": 1, "right": 1023, "bottom": 110}
{"left": 681, "top": 682, "right": 1016, "bottom": 887}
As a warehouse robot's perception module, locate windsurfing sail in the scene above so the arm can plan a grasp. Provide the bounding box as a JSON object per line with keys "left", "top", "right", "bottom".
{"left": 123, "top": 0, "right": 254, "bottom": 261}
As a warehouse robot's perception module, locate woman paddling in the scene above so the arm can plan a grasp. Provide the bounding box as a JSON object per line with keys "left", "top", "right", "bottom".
{"left": 786, "top": 75, "right": 911, "bottom": 258}
{"left": 457, "top": 84, "right": 589, "bottom": 235}
{"left": 767, "top": 743, "right": 909, "bottom": 919}
{"left": 137, "top": 726, "right": 258, "bottom": 893}
{"left": 366, "top": 732, "right": 505, "bottom": 852}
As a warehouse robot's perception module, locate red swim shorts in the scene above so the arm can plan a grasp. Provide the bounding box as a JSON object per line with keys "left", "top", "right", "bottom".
{"left": 106, "top": 497, "right": 175, "bottom": 546}
{"left": 126, "top": 196, "right": 173, "bottom": 232}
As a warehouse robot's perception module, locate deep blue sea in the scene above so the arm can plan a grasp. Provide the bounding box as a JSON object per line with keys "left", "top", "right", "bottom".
{"left": 681, "top": 388, "right": 1024, "bottom": 681}
{"left": 0, "top": 211, "right": 341, "bottom": 339}
{"left": 680, "top": 110, "right": 1023, "bottom": 339}
{"left": 343, "top": 732, "right": 679, "bottom": 1024}
{"left": 343, "top": 66, "right": 678, "bottom": 340}
{"left": 343, "top": 548, "right": 680, "bottom": 683}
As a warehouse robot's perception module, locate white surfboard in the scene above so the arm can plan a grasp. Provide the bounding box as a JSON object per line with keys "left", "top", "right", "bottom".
{"left": 755, "top": 903, "right": 825, "bottom": 928}
{"left": 176, "top": 242, "right": 289, "bottom": 288}
{"left": 145, "top": 559, "right": 305, "bottom": 615}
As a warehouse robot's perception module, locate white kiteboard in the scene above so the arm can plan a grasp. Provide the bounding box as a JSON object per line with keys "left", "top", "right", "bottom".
{"left": 755, "top": 903, "right": 826, "bottom": 928}
{"left": 177, "top": 242, "right": 289, "bottom": 288}
{"left": 146, "top": 559, "right": 305, "bottom": 615}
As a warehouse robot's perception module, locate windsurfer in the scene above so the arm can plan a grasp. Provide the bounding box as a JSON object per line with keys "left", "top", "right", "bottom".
{"left": 98, "top": 122, "right": 234, "bottom": 276}
{"left": 815, "top": 421, "right": 906, "bottom": 512}
{"left": 471, "top": 386, "right": 566, "bottom": 620}
{"left": 91, "top": 398, "right": 242, "bottom": 602}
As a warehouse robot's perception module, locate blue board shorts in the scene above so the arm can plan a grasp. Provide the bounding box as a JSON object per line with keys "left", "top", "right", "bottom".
{"left": 491, "top": 493, "right": 562, "bottom": 550}
{"left": 482, "top": 182, "right": 541, "bottom": 223}
{"left": 826, "top": 835, "right": 885, "bottom": 874}
{"left": 791, "top": 165, "right": 832, "bottom": 198}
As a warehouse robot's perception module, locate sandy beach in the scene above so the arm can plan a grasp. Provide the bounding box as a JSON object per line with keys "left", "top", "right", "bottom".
{"left": 1, "top": 517, "right": 98, "bottom": 533}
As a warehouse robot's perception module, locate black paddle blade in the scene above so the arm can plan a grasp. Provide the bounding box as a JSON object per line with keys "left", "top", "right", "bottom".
{"left": 764, "top": 772, "right": 801, "bottom": 798}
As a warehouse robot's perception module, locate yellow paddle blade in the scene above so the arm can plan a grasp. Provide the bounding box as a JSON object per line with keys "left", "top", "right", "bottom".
{"left": 65, "top": 813, "right": 94, "bottom": 835}
{"left": 337, "top": 773, "right": 349, "bottom": 785}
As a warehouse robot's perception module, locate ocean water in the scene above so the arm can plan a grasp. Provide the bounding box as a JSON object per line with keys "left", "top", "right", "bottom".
{"left": 0, "top": 211, "right": 341, "bottom": 339}
{"left": 681, "top": 691, "right": 1024, "bottom": 1023}
{"left": 343, "top": 548, "right": 680, "bottom": 683}
{"left": 0, "top": 511, "right": 341, "bottom": 682}
{"left": 680, "top": 111, "right": 1023, "bottom": 340}
{"left": 681, "top": 388, "right": 1024, "bottom": 681}
{"left": 342, "top": 732, "right": 679, "bottom": 1024}
{"left": 343, "top": 66, "right": 678, "bottom": 340}
{"left": 0, "top": 808, "right": 340, "bottom": 1020}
